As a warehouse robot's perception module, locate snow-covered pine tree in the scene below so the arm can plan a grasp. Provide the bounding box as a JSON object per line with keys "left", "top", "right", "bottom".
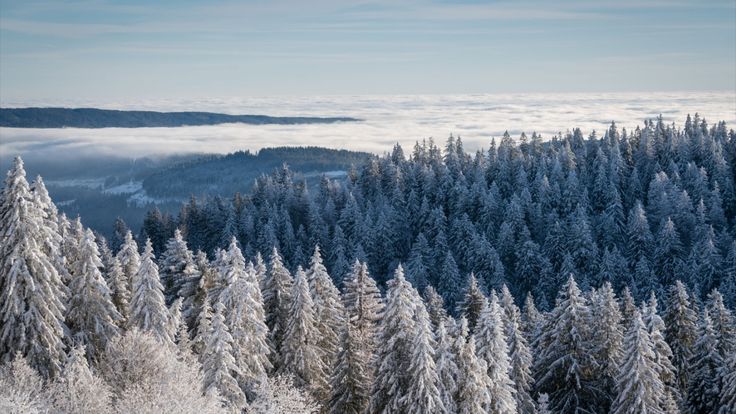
{"left": 61, "top": 216, "right": 84, "bottom": 284}
{"left": 438, "top": 251, "right": 463, "bottom": 314}
{"left": 166, "top": 297, "right": 183, "bottom": 345}
{"left": 610, "top": 310, "right": 665, "bottom": 414}
{"left": 589, "top": 282, "right": 624, "bottom": 411}
{"left": 254, "top": 251, "right": 267, "bottom": 286}
{"left": 109, "top": 256, "right": 134, "bottom": 322}
{"left": 180, "top": 250, "right": 211, "bottom": 336}
{"left": 218, "top": 240, "right": 271, "bottom": 399}
{"left": 174, "top": 309, "right": 193, "bottom": 358}
{"left": 521, "top": 292, "right": 542, "bottom": 343}
{"left": 643, "top": 292, "right": 680, "bottom": 412}
{"left": 370, "top": 265, "right": 418, "bottom": 414}
{"left": 706, "top": 289, "right": 735, "bottom": 359}
{"left": 653, "top": 217, "right": 683, "bottom": 290}
{"left": 401, "top": 303, "right": 445, "bottom": 413}
{"left": 342, "top": 260, "right": 384, "bottom": 360}
{"left": 0, "top": 156, "right": 67, "bottom": 378}
{"left": 626, "top": 200, "right": 654, "bottom": 265}
{"left": 497, "top": 285, "right": 535, "bottom": 413}
{"left": 306, "top": 245, "right": 345, "bottom": 373}
{"left": 30, "top": 175, "right": 70, "bottom": 293}
{"left": 66, "top": 228, "right": 121, "bottom": 361}
{"left": 192, "top": 298, "right": 213, "bottom": 358}
{"left": 534, "top": 275, "right": 598, "bottom": 413}
{"left": 263, "top": 247, "right": 293, "bottom": 371}
{"left": 720, "top": 350, "right": 736, "bottom": 414}
{"left": 664, "top": 280, "right": 698, "bottom": 394}
{"left": 502, "top": 295, "right": 535, "bottom": 413}
{"left": 202, "top": 301, "right": 247, "bottom": 412}
{"left": 328, "top": 320, "right": 371, "bottom": 414}
{"left": 722, "top": 242, "right": 736, "bottom": 309}
{"left": 128, "top": 239, "right": 173, "bottom": 345}
{"left": 456, "top": 335, "right": 492, "bottom": 414}
{"left": 435, "top": 319, "right": 459, "bottom": 414}
{"left": 281, "top": 266, "right": 329, "bottom": 402}
{"left": 474, "top": 292, "right": 517, "bottom": 414}
{"left": 115, "top": 230, "right": 140, "bottom": 295}
{"left": 686, "top": 310, "right": 723, "bottom": 414}
{"left": 158, "top": 229, "right": 199, "bottom": 306}
{"left": 458, "top": 272, "right": 487, "bottom": 333}
{"left": 96, "top": 235, "right": 115, "bottom": 280}
{"left": 208, "top": 247, "right": 231, "bottom": 303}
{"left": 620, "top": 286, "right": 638, "bottom": 329}
{"left": 424, "top": 285, "right": 449, "bottom": 331}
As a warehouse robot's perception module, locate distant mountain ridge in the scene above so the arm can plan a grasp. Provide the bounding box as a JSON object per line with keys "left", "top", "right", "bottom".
{"left": 0, "top": 107, "right": 360, "bottom": 128}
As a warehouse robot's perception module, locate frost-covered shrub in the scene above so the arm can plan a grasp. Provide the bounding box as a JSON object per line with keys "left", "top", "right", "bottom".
{"left": 249, "top": 375, "right": 320, "bottom": 414}
{"left": 46, "top": 346, "right": 112, "bottom": 414}
{"left": 0, "top": 354, "right": 49, "bottom": 414}
{"left": 99, "top": 329, "right": 222, "bottom": 414}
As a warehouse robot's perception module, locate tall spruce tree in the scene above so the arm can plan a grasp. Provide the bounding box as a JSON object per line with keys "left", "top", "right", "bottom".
{"left": 202, "top": 301, "right": 246, "bottom": 412}
{"left": 474, "top": 293, "right": 517, "bottom": 414}
{"left": 686, "top": 310, "right": 723, "bottom": 414}
{"left": 328, "top": 320, "right": 371, "bottom": 414}
{"left": 281, "top": 266, "right": 329, "bottom": 402}
{"left": 643, "top": 292, "right": 680, "bottom": 412}
{"left": 401, "top": 303, "right": 445, "bottom": 413}
{"left": 306, "top": 245, "right": 345, "bottom": 374}
{"left": 534, "top": 275, "right": 599, "bottom": 413}
{"left": 424, "top": 285, "right": 449, "bottom": 331}
{"left": 0, "top": 157, "right": 67, "bottom": 378}
{"left": 435, "top": 320, "right": 459, "bottom": 413}
{"left": 115, "top": 230, "right": 139, "bottom": 296}
{"left": 611, "top": 310, "right": 665, "bottom": 414}
{"left": 105, "top": 256, "right": 129, "bottom": 325}
{"left": 720, "top": 351, "right": 736, "bottom": 414}
{"left": 218, "top": 241, "right": 271, "bottom": 400}
{"left": 456, "top": 335, "right": 492, "bottom": 414}
{"left": 458, "top": 272, "right": 487, "bottom": 333}
{"left": 262, "top": 247, "right": 293, "bottom": 371}
{"left": 706, "top": 289, "right": 735, "bottom": 359}
{"left": 370, "top": 265, "right": 418, "bottom": 414}
{"left": 158, "top": 229, "right": 199, "bottom": 306}
{"left": 438, "top": 252, "right": 463, "bottom": 314}
{"left": 128, "top": 239, "right": 172, "bottom": 345}
{"left": 498, "top": 285, "right": 535, "bottom": 414}
{"left": 66, "top": 229, "right": 121, "bottom": 362}
{"left": 342, "top": 260, "right": 384, "bottom": 358}
{"left": 30, "top": 175, "right": 70, "bottom": 294}
{"left": 589, "top": 282, "right": 625, "bottom": 410}
{"left": 664, "top": 280, "right": 698, "bottom": 395}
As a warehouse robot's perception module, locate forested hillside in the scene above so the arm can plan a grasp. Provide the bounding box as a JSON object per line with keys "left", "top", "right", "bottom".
{"left": 0, "top": 107, "right": 359, "bottom": 128}
{"left": 2, "top": 113, "right": 736, "bottom": 413}
{"left": 142, "top": 147, "right": 373, "bottom": 198}
{"left": 138, "top": 114, "right": 736, "bottom": 307}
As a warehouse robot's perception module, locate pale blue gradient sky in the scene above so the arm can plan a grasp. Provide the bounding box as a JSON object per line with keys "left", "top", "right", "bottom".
{"left": 1, "top": 0, "right": 734, "bottom": 102}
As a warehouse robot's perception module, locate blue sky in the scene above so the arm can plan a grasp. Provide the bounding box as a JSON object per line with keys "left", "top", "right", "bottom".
{"left": 1, "top": 0, "right": 734, "bottom": 102}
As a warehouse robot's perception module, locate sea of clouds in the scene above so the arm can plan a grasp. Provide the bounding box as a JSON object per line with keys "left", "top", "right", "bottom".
{"left": 1, "top": 92, "right": 735, "bottom": 159}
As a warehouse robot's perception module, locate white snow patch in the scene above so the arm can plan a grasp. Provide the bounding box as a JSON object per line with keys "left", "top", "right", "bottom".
{"left": 45, "top": 178, "right": 105, "bottom": 189}
{"left": 102, "top": 181, "right": 143, "bottom": 195}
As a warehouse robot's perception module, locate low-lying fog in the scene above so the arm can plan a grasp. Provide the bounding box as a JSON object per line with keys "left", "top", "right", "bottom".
{"left": 3, "top": 92, "right": 735, "bottom": 162}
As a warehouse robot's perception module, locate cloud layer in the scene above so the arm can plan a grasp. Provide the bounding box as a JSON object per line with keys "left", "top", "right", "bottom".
{"left": 2, "top": 92, "right": 735, "bottom": 159}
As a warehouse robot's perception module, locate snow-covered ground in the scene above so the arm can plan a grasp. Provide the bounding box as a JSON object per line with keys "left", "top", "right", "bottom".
{"left": 45, "top": 178, "right": 106, "bottom": 189}
{"left": 101, "top": 181, "right": 143, "bottom": 195}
